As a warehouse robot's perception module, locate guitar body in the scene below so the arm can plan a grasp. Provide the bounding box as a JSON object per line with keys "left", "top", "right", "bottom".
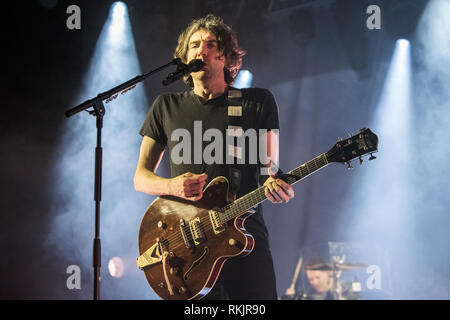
{"left": 138, "top": 176, "right": 254, "bottom": 300}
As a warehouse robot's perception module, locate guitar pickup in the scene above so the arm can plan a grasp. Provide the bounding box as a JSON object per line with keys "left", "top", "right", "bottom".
{"left": 189, "top": 217, "right": 205, "bottom": 245}
{"left": 209, "top": 210, "right": 225, "bottom": 234}
{"left": 180, "top": 219, "right": 195, "bottom": 250}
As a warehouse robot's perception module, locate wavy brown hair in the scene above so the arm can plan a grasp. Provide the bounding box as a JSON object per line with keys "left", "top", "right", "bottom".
{"left": 174, "top": 14, "right": 246, "bottom": 87}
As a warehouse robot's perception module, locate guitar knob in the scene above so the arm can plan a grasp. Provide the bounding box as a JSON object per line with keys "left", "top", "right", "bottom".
{"left": 157, "top": 221, "right": 167, "bottom": 229}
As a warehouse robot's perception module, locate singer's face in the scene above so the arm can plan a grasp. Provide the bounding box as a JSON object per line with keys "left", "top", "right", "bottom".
{"left": 187, "top": 29, "right": 226, "bottom": 83}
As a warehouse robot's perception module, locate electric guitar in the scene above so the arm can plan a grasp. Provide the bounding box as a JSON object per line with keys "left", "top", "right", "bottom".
{"left": 137, "top": 128, "right": 378, "bottom": 300}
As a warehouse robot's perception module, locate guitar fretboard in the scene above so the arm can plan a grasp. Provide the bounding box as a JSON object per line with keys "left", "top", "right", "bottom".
{"left": 220, "top": 153, "right": 329, "bottom": 223}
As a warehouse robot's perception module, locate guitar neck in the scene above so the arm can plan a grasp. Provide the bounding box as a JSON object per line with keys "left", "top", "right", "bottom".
{"left": 221, "top": 153, "right": 329, "bottom": 222}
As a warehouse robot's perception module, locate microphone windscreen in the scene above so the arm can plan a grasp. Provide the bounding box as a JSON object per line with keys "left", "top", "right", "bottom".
{"left": 188, "top": 59, "right": 204, "bottom": 72}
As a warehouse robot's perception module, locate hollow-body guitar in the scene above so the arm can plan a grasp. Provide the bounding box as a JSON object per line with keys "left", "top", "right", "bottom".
{"left": 137, "top": 128, "right": 378, "bottom": 300}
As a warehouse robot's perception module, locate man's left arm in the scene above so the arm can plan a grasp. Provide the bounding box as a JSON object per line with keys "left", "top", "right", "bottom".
{"left": 262, "top": 130, "right": 295, "bottom": 203}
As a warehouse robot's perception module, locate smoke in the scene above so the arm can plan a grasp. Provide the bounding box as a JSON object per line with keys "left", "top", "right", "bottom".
{"left": 409, "top": 0, "right": 450, "bottom": 299}
{"left": 415, "top": 0, "right": 450, "bottom": 177}
{"left": 334, "top": 0, "right": 450, "bottom": 299}
{"left": 47, "top": 3, "right": 159, "bottom": 299}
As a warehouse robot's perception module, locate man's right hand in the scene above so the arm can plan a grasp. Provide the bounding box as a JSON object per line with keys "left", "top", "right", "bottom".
{"left": 168, "top": 172, "right": 208, "bottom": 201}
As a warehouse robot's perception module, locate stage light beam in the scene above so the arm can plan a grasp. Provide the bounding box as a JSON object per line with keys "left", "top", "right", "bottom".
{"left": 108, "top": 256, "right": 125, "bottom": 278}
{"left": 337, "top": 38, "right": 413, "bottom": 298}
{"left": 49, "top": 1, "right": 156, "bottom": 299}
{"left": 234, "top": 70, "right": 253, "bottom": 89}
{"left": 110, "top": 1, "right": 126, "bottom": 35}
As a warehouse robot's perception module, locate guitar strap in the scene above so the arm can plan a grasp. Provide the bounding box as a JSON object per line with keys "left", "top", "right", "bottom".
{"left": 225, "top": 88, "right": 244, "bottom": 195}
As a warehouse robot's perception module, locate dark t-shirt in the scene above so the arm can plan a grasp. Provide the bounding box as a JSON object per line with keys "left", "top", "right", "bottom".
{"left": 139, "top": 87, "right": 280, "bottom": 241}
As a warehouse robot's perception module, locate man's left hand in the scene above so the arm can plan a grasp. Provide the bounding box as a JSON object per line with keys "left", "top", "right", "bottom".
{"left": 264, "top": 174, "right": 294, "bottom": 203}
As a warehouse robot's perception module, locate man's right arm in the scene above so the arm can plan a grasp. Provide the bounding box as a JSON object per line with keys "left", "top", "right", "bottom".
{"left": 133, "top": 136, "right": 207, "bottom": 201}
{"left": 134, "top": 136, "right": 168, "bottom": 195}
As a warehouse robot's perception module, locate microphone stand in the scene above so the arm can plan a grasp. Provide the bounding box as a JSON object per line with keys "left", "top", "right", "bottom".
{"left": 65, "top": 58, "right": 181, "bottom": 300}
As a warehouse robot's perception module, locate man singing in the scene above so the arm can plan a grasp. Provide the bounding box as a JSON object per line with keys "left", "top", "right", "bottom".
{"left": 134, "top": 14, "right": 294, "bottom": 299}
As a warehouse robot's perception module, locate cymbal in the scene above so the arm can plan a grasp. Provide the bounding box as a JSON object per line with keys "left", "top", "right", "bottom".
{"left": 305, "top": 262, "right": 365, "bottom": 271}
{"left": 335, "top": 262, "right": 366, "bottom": 270}
{"left": 305, "top": 263, "right": 333, "bottom": 271}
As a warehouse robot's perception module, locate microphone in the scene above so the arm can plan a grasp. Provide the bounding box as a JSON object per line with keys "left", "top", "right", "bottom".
{"left": 162, "top": 59, "right": 204, "bottom": 86}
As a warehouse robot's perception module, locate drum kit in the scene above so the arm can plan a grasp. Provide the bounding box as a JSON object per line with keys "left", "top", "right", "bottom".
{"left": 280, "top": 242, "right": 393, "bottom": 300}
{"left": 280, "top": 252, "right": 366, "bottom": 300}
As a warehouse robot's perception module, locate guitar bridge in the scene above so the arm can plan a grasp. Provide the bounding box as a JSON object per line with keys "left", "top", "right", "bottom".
{"left": 209, "top": 210, "right": 225, "bottom": 234}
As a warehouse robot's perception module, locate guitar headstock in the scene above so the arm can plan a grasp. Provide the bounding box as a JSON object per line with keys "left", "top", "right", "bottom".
{"left": 326, "top": 128, "right": 378, "bottom": 167}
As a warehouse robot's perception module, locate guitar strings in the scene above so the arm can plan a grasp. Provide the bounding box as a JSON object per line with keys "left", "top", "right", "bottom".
{"left": 164, "top": 169, "right": 310, "bottom": 248}
{"left": 157, "top": 179, "right": 298, "bottom": 252}
{"left": 157, "top": 176, "right": 295, "bottom": 249}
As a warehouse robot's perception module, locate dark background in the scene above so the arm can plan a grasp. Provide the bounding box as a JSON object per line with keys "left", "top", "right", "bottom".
{"left": 1, "top": 0, "right": 449, "bottom": 300}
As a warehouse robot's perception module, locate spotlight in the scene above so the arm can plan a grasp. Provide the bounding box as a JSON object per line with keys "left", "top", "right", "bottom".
{"left": 108, "top": 256, "right": 125, "bottom": 278}
{"left": 233, "top": 70, "right": 253, "bottom": 89}
{"left": 396, "top": 39, "right": 410, "bottom": 49}
{"left": 110, "top": 1, "right": 127, "bottom": 34}
{"left": 112, "top": 1, "right": 126, "bottom": 19}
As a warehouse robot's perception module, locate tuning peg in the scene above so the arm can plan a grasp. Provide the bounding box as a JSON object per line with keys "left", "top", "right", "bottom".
{"left": 369, "top": 153, "right": 376, "bottom": 161}
{"left": 346, "top": 161, "right": 354, "bottom": 170}
{"left": 359, "top": 157, "right": 363, "bottom": 165}
{"left": 359, "top": 128, "right": 367, "bottom": 132}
